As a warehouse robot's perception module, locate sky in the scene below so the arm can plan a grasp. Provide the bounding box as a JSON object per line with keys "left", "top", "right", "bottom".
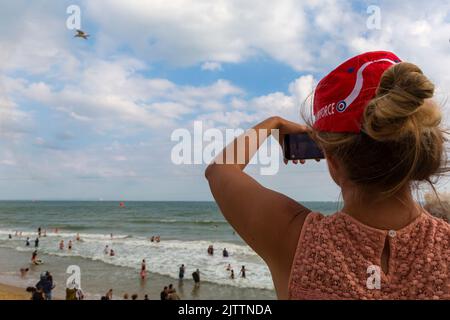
{"left": 0, "top": 0, "right": 449, "bottom": 201}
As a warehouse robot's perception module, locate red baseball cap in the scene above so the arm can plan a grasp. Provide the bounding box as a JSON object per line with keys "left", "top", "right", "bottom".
{"left": 313, "top": 51, "right": 402, "bottom": 133}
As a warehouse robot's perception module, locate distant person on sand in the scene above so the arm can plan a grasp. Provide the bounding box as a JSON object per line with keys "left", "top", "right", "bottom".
{"left": 123, "top": 293, "right": 129, "bottom": 300}
{"left": 144, "top": 294, "right": 149, "bottom": 300}
{"left": 59, "top": 240, "right": 64, "bottom": 250}
{"left": 192, "top": 269, "right": 200, "bottom": 285}
{"left": 34, "top": 237, "right": 39, "bottom": 248}
{"left": 222, "top": 248, "right": 229, "bottom": 257}
{"left": 76, "top": 287, "right": 84, "bottom": 300}
{"left": 131, "top": 294, "right": 138, "bottom": 300}
{"left": 25, "top": 237, "right": 30, "bottom": 247}
{"left": 66, "top": 286, "right": 77, "bottom": 300}
{"left": 179, "top": 264, "right": 185, "bottom": 280}
{"left": 68, "top": 240, "right": 73, "bottom": 250}
{"left": 27, "top": 286, "right": 44, "bottom": 300}
{"left": 105, "top": 289, "right": 113, "bottom": 300}
{"left": 240, "top": 266, "right": 246, "bottom": 278}
{"left": 36, "top": 272, "right": 54, "bottom": 300}
{"left": 160, "top": 286, "right": 168, "bottom": 300}
{"left": 167, "top": 289, "right": 180, "bottom": 300}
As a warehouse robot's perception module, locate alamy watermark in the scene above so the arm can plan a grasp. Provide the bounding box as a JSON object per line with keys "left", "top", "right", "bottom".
{"left": 66, "top": 264, "right": 81, "bottom": 289}
{"left": 171, "top": 121, "right": 280, "bottom": 175}
{"left": 366, "top": 5, "right": 381, "bottom": 30}
{"left": 366, "top": 265, "right": 381, "bottom": 290}
{"left": 66, "top": 5, "right": 82, "bottom": 30}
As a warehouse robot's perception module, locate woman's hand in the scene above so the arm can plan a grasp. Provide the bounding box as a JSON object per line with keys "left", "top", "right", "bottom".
{"left": 271, "top": 116, "right": 320, "bottom": 165}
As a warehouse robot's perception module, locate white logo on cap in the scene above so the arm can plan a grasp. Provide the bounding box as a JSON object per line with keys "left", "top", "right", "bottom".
{"left": 336, "top": 58, "right": 398, "bottom": 113}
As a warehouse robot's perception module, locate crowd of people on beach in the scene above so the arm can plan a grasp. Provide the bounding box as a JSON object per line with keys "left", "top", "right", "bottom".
{"left": 7, "top": 225, "right": 250, "bottom": 300}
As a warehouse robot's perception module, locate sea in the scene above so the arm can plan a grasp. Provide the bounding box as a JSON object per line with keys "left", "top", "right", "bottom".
{"left": 0, "top": 201, "right": 341, "bottom": 300}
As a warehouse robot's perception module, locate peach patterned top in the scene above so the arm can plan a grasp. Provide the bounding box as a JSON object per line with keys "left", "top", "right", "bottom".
{"left": 288, "top": 211, "right": 450, "bottom": 300}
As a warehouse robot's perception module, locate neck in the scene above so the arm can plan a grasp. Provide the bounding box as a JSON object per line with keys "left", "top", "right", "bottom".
{"left": 341, "top": 184, "right": 422, "bottom": 230}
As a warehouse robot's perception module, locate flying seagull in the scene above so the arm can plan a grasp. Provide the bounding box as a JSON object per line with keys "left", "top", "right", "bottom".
{"left": 74, "top": 29, "right": 89, "bottom": 40}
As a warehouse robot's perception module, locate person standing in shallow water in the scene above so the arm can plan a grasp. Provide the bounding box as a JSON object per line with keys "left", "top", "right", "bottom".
{"left": 240, "top": 266, "right": 246, "bottom": 278}
{"left": 192, "top": 269, "right": 200, "bottom": 286}
{"left": 140, "top": 259, "right": 146, "bottom": 279}
{"left": 34, "top": 237, "right": 39, "bottom": 248}
{"left": 179, "top": 264, "right": 185, "bottom": 280}
{"left": 205, "top": 51, "right": 450, "bottom": 299}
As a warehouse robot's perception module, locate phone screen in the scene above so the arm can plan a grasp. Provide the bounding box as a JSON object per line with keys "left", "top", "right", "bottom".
{"left": 283, "top": 133, "right": 324, "bottom": 160}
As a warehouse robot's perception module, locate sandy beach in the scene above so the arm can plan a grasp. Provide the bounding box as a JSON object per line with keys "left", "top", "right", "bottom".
{"left": 0, "top": 283, "right": 29, "bottom": 300}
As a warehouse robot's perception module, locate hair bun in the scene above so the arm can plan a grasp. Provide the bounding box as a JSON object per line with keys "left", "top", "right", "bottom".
{"left": 363, "top": 62, "right": 439, "bottom": 141}
{"left": 377, "top": 62, "right": 434, "bottom": 110}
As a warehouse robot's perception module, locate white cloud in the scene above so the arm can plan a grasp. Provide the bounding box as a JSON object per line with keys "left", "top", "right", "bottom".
{"left": 0, "top": 0, "right": 449, "bottom": 199}
{"left": 201, "top": 62, "right": 223, "bottom": 71}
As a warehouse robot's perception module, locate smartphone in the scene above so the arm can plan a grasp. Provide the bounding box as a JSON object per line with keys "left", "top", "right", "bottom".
{"left": 283, "top": 133, "right": 324, "bottom": 160}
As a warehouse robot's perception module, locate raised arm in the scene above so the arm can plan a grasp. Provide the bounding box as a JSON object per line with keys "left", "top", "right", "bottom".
{"left": 205, "top": 116, "right": 312, "bottom": 298}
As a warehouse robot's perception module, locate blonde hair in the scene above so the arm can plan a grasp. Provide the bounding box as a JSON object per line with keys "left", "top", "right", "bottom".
{"left": 306, "top": 62, "right": 449, "bottom": 199}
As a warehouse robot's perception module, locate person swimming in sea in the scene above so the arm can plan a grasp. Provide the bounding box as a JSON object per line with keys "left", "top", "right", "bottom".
{"left": 68, "top": 240, "right": 73, "bottom": 250}
{"left": 230, "top": 269, "right": 235, "bottom": 279}
{"left": 222, "top": 248, "right": 229, "bottom": 257}
{"left": 34, "top": 237, "right": 39, "bottom": 248}
{"left": 31, "top": 250, "right": 41, "bottom": 264}
{"left": 20, "top": 267, "right": 29, "bottom": 277}
{"left": 25, "top": 237, "right": 30, "bottom": 247}
{"left": 110, "top": 249, "right": 115, "bottom": 257}
{"left": 103, "top": 245, "right": 109, "bottom": 254}
{"left": 59, "top": 240, "right": 64, "bottom": 250}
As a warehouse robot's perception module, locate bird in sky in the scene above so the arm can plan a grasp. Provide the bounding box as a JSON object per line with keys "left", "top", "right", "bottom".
{"left": 74, "top": 29, "right": 89, "bottom": 40}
